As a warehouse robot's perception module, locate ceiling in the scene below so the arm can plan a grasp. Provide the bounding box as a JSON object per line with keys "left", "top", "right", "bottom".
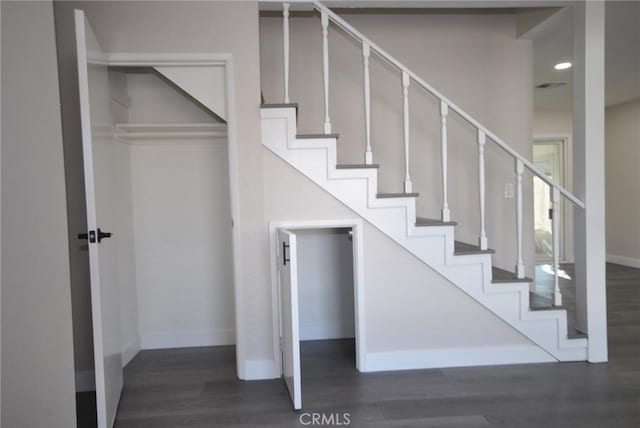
{"left": 533, "top": 1, "right": 640, "bottom": 111}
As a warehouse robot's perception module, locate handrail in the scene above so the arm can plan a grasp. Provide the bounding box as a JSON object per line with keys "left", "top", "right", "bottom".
{"left": 306, "top": 0, "right": 584, "bottom": 210}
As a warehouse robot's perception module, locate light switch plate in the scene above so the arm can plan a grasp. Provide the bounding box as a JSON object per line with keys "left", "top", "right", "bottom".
{"left": 504, "top": 183, "right": 515, "bottom": 198}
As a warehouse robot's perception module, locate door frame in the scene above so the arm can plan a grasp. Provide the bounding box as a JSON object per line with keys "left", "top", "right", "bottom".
{"left": 533, "top": 135, "right": 573, "bottom": 263}
{"left": 269, "top": 219, "right": 366, "bottom": 373}
{"left": 106, "top": 52, "right": 244, "bottom": 376}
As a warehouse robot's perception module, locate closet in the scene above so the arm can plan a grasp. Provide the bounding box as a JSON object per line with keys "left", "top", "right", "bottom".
{"left": 73, "top": 12, "right": 237, "bottom": 426}
{"left": 108, "top": 67, "right": 235, "bottom": 355}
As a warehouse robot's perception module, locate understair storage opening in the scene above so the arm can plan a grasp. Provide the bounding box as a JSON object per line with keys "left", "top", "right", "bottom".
{"left": 296, "top": 228, "right": 356, "bottom": 343}
{"left": 295, "top": 228, "right": 358, "bottom": 398}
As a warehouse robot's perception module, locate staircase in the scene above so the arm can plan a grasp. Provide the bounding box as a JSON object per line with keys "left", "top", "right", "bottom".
{"left": 260, "top": 1, "right": 588, "bottom": 362}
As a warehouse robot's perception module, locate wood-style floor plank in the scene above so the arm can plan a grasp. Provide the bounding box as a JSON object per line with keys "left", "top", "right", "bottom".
{"left": 74, "top": 263, "right": 640, "bottom": 427}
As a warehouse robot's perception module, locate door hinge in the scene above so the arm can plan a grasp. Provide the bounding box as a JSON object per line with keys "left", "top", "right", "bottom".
{"left": 548, "top": 208, "right": 553, "bottom": 220}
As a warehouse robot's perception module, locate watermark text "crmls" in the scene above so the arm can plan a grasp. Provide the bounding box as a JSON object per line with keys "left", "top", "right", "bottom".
{"left": 299, "top": 412, "right": 351, "bottom": 426}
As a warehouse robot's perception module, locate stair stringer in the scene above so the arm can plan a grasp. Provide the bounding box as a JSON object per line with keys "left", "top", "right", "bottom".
{"left": 262, "top": 106, "right": 587, "bottom": 362}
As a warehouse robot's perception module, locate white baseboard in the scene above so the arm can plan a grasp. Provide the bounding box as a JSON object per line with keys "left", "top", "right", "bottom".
{"left": 140, "top": 328, "right": 235, "bottom": 350}
{"left": 361, "top": 344, "right": 556, "bottom": 372}
{"left": 122, "top": 336, "right": 141, "bottom": 367}
{"left": 299, "top": 322, "right": 355, "bottom": 341}
{"left": 607, "top": 253, "right": 640, "bottom": 269}
{"left": 242, "top": 359, "right": 280, "bottom": 380}
{"left": 75, "top": 370, "right": 95, "bottom": 392}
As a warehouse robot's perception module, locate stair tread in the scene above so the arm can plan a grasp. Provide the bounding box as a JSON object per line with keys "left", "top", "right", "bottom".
{"left": 454, "top": 240, "right": 495, "bottom": 255}
{"left": 297, "top": 133, "right": 340, "bottom": 139}
{"left": 377, "top": 192, "right": 420, "bottom": 199}
{"left": 261, "top": 103, "right": 298, "bottom": 109}
{"left": 492, "top": 266, "right": 533, "bottom": 283}
{"left": 415, "top": 217, "right": 458, "bottom": 227}
{"left": 336, "top": 163, "right": 380, "bottom": 169}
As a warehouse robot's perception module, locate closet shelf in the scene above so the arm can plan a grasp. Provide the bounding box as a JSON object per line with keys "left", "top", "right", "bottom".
{"left": 114, "top": 122, "right": 227, "bottom": 141}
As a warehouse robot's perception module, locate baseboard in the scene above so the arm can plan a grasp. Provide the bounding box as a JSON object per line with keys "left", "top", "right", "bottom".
{"left": 361, "top": 344, "right": 556, "bottom": 372}
{"left": 607, "top": 253, "right": 640, "bottom": 269}
{"left": 140, "top": 328, "right": 235, "bottom": 350}
{"left": 122, "top": 336, "right": 141, "bottom": 367}
{"left": 75, "top": 370, "right": 95, "bottom": 392}
{"left": 242, "top": 359, "right": 280, "bottom": 380}
{"left": 299, "top": 322, "right": 355, "bottom": 341}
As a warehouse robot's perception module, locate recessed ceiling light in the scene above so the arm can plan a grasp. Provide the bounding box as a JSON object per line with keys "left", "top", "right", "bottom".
{"left": 554, "top": 62, "right": 572, "bottom": 70}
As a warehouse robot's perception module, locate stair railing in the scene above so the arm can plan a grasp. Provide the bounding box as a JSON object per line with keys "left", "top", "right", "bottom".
{"left": 269, "top": 0, "right": 583, "bottom": 303}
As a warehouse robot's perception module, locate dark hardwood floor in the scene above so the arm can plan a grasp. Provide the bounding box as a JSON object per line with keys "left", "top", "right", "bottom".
{"left": 76, "top": 263, "right": 640, "bottom": 427}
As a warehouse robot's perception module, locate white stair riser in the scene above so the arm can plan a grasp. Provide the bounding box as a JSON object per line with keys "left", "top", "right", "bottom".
{"left": 262, "top": 107, "right": 587, "bottom": 362}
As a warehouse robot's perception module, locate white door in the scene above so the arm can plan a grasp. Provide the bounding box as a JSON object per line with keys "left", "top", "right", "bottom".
{"left": 278, "top": 229, "right": 302, "bottom": 410}
{"left": 75, "top": 10, "right": 123, "bottom": 428}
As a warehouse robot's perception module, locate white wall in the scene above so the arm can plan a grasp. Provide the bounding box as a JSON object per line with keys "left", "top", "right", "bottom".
{"left": 533, "top": 109, "right": 573, "bottom": 136}
{"left": 54, "top": 0, "right": 267, "bottom": 379}
{"left": 263, "top": 149, "right": 545, "bottom": 369}
{"left": 605, "top": 99, "right": 640, "bottom": 267}
{"left": 1, "top": 1, "right": 77, "bottom": 426}
{"left": 130, "top": 138, "right": 235, "bottom": 349}
{"left": 260, "top": 11, "right": 535, "bottom": 274}
{"left": 296, "top": 229, "right": 355, "bottom": 341}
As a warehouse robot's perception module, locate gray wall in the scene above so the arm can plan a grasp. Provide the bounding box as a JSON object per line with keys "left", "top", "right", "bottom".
{"left": 296, "top": 229, "right": 355, "bottom": 341}
{"left": 260, "top": 11, "right": 536, "bottom": 273}
{"left": 605, "top": 99, "right": 640, "bottom": 266}
{"left": 1, "top": 1, "right": 77, "bottom": 426}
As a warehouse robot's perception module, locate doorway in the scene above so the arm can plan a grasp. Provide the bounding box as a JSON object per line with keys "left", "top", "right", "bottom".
{"left": 73, "top": 11, "right": 241, "bottom": 427}
{"left": 270, "top": 220, "right": 365, "bottom": 410}
{"left": 533, "top": 139, "right": 567, "bottom": 262}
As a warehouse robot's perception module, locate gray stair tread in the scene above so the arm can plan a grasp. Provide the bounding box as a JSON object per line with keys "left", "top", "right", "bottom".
{"left": 336, "top": 164, "right": 380, "bottom": 169}
{"left": 454, "top": 240, "right": 495, "bottom": 255}
{"left": 296, "top": 133, "right": 340, "bottom": 139}
{"left": 415, "top": 217, "right": 458, "bottom": 227}
{"left": 491, "top": 266, "right": 533, "bottom": 283}
{"left": 261, "top": 103, "right": 298, "bottom": 109}
{"left": 377, "top": 192, "right": 420, "bottom": 199}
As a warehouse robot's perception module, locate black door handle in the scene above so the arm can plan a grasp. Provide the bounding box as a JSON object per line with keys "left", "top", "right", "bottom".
{"left": 97, "top": 228, "right": 112, "bottom": 243}
{"left": 283, "top": 241, "right": 290, "bottom": 266}
{"left": 77, "top": 228, "right": 113, "bottom": 244}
